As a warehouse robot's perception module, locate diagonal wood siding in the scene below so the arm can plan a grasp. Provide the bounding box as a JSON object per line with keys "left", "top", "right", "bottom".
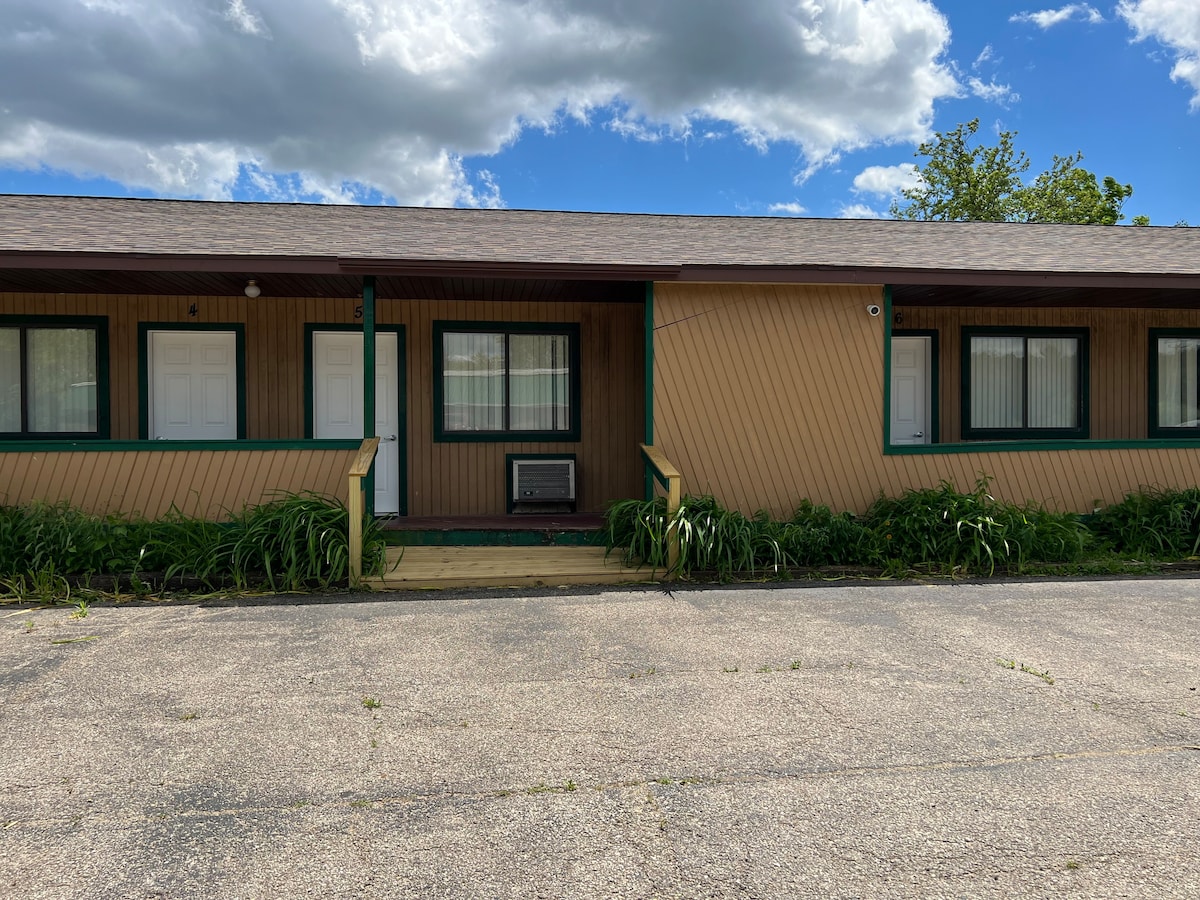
{"left": 0, "top": 292, "right": 643, "bottom": 516}
{"left": 654, "top": 283, "right": 1200, "bottom": 516}
{"left": 0, "top": 449, "right": 356, "bottom": 519}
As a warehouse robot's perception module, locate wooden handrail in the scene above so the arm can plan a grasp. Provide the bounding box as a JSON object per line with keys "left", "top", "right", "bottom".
{"left": 639, "top": 443, "right": 682, "bottom": 578}
{"left": 348, "top": 437, "right": 381, "bottom": 582}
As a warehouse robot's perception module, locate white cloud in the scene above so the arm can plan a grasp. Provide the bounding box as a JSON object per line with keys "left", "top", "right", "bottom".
{"left": 967, "top": 77, "right": 1020, "bottom": 106}
{"left": 0, "top": 0, "right": 958, "bottom": 205}
{"left": 225, "top": 0, "right": 269, "bottom": 37}
{"left": 838, "top": 203, "right": 885, "bottom": 219}
{"left": 852, "top": 164, "right": 921, "bottom": 197}
{"left": 972, "top": 45, "right": 994, "bottom": 70}
{"left": 767, "top": 202, "right": 806, "bottom": 216}
{"left": 1010, "top": 4, "right": 1104, "bottom": 28}
{"left": 1119, "top": 0, "right": 1200, "bottom": 109}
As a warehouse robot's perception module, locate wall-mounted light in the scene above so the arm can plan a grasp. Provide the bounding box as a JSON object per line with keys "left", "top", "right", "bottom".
{"left": 244, "top": 279, "right": 261, "bottom": 298}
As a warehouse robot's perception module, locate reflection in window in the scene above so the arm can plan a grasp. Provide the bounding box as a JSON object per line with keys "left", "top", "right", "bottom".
{"left": 1, "top": 324, "right": 101, "bottom": 436}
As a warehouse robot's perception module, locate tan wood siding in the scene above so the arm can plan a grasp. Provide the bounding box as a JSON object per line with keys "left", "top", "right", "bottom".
{"left": 901, "top": 306, "right": 1200, "bottom": 442}
{"left": 1, "top": 292, "right": 644, "bottom": 516}
{"left": 654, "top": 284, "right": 1200, "bottom": 516}
{"left": 0, "top": 449, "right": 356, "bottom": 519}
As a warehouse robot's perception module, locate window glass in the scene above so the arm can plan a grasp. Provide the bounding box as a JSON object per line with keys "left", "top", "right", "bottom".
{"left": 965, "top": 330, "right": 1082, "bottom": 437}
{"left": 438, "top": 325, "right": 576, "bottom": 438}
{"left": 0, "top": 329, "right": 19, "bottom": 432}
{"left": 443, "top": 332, "right": 505, "bottom": 432}
{"left": 509, "top": 333, "right": 570, "bottom": 432}
{"left": 970, "top": 336, "right": 1024, "bottom": 429}
{"left": 1027, "top": 337, "right": 1078, "bottom": 428}
{"left": 1156, "top": 336, "right": 1200, "bottom": 428}
{"left": 27, "top": 328, "right": 97, "bottom": 433}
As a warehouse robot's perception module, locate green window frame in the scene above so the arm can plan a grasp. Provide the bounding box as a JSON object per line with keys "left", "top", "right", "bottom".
{"left": 1149, "top": 329, "right": 1200, "bottom": 438}
{"left": 961, "top": 326, "right": 1089, "bottom": 441}
{"left": 0, "top": 316, "right": 110, "bottom": 440}
{"left": 433, "top": 321, "right": 581, "bottom": 442}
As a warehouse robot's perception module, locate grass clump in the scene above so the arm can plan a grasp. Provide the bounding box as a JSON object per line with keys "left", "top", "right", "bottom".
{"left": 862, "top": 476, "right": 1089, "bottom": 575}
{"left": 604, "top": 475, "right": 1112, "bottom": 581}
{"left": 1090, "top": 486, "right": 1200, "bottom": 558}
{"left": 0, "top": 492, "right": 385, "bottom": 599}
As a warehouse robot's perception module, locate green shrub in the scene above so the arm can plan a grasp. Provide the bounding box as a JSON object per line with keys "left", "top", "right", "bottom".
{"left": 1091, "top": 486, "right": 1200, "bottom": 558}
{"left": 863, "top": 476, "right": 1088, "bottom": 575}
{"left": 605, "top": 476, "right": 1094, "bottom": 580}
{"left": 0, "top": 492, "right": 384, "bottom": 592}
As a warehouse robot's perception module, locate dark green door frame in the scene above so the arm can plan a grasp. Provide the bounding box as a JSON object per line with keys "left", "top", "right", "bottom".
{"left": 362, "top": 276, "right": 377, "bottom": 515}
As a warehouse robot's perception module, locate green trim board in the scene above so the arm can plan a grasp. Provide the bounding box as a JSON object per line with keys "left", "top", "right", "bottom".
{"left": 884, "top": 437, "right": 1200, "bottom": 456}
{"left": 137, "top": 323, "right": 247, "bottom": 440}
{"left": 1147, "top": 328, "right": 1200, "bottom": 439}
{"left": 432, "top": 320, "right": 583, "bottom": 443}
{"left": 362, "top": 276, "right": 376, "bottom": 515}
{"left": 0, "top": 314, "right": 111, "bottom": 440}
{"left": 303, "top": 322, "right": 408, "bottom": 516}
{"left": 644, "top": 281, "right": 655, "bottom": 501}
{"left": 892, "top": 328, "right": 940, "bottom": 445}
{"left": 0, "top": 439, "right": 361, "bottom": 453}
{"left": 959, "top": 325, "right": 1089, "bottom": 441}
{"left": 504, "top": 452, "right": 578, "bottom": 513}
{"left": 881, "top": 286, "right": 892, "bottom": 451}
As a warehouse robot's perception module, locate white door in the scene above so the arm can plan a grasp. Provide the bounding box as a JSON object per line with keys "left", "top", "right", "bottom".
{"left": 148, "top": 331, "right": 238, "bottom": 440}
{"left": 313, "top": 331, "right": 401, "bottom": 515}
{"left": 890, "top": 336, "right": 931, "bottom": 446}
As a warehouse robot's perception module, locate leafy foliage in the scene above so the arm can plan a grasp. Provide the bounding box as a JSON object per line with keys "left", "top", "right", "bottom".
{"left": 890, "top": 118, "right": 1136, "bottom": 225}
{"left": 1091, "top": 486, "right": 1200, "bottom": 558}
{"left": 606, "top": 477, "right": 1094, "bottom": 580}
{"left": 0, "top": 493, "right": 385, "bottom": 594}
{"left": 862, "top": 477, "right": 1088, "bottom": 574}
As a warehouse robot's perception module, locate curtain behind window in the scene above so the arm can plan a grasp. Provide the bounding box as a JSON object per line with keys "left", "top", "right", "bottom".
{"left": 27, "top": 328, "right": 97, "bottom": 433}
{"left": 443, "top": 332, "right": 505, "bottom": 431}
{"left": 1158, "top": 337, "right": 1200, "bottom": 428}
{"left": 509, "top": 333, "right": 570, "bottom": 431}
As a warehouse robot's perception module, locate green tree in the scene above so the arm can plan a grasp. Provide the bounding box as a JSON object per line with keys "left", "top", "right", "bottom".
{"left": 890, "top": 119, "right": 1135, "bottom": 225}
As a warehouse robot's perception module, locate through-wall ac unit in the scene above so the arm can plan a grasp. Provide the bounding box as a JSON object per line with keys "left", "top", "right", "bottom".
{"left": 512, "top": 459, "right": 576, "bottom": 504}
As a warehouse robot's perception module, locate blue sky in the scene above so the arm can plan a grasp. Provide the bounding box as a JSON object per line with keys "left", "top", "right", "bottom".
{"left": 1, "top": 1, "right": 1197, "bottom": 225}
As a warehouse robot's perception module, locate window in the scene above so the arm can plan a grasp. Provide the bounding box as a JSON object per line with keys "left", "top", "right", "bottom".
{"left": 0, "top": 318, "right": 108, "bottom": 438}
{"left": 1150, "top": 330, "right": 1200, "bottom": 436}
{"left": 961, "top": 327, "right": 1087, "bottom": 440}
{"left": 434, "top": 322, "right": 580, "bottom": 441}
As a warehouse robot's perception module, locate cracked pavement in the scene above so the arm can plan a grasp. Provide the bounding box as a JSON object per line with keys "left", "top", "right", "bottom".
{"left": 1, "top": 579, "right": 1198, "bottom": 898}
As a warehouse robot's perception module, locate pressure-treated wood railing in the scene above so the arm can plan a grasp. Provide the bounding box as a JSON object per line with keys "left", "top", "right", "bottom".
{"left": 347, "top": 436, "right": 380, "bottom": 582}
{"left": 640, "top": 443, "right": 682, "bottom": 578}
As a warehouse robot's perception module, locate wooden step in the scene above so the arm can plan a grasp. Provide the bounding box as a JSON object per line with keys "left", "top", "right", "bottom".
{"left": 362, "top": 545, "right": 654, "bottom": 590}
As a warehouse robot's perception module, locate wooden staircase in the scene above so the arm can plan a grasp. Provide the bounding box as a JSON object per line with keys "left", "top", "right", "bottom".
{"left": 362, "top": 545, "right": 652, "bottom": 590}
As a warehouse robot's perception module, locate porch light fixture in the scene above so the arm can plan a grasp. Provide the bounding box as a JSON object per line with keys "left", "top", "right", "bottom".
{"left": 244, "top": 279, "right": 261, "bottom": 298}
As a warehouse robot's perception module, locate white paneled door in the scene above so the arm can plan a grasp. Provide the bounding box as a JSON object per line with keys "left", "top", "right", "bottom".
{"left": 148, "top": 330, "right": 238, "bottom": 441}
{"left": 890, "top": 335, "right": 931, "bottom": 446}
{"left": 312, "top": 331, "right": 402, "bottom": 515}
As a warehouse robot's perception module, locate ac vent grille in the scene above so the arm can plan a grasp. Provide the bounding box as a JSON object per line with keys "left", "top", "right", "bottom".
{"left": 512, "top": 459, "right": 576, "bottom": 502}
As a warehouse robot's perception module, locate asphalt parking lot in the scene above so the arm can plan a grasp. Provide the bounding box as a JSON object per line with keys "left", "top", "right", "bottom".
{"left": 2, "top": 578, "right": 1198, "bottom": 899}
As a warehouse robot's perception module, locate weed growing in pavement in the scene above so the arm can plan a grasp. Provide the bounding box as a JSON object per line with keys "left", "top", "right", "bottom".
{"left": 361, "top": 696, "right": 382, "bottom": 710}
{"left": 996, "top": 658, "right": 1055, "bottom": 684}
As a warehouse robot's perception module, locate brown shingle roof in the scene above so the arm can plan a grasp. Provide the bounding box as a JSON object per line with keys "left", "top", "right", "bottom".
{"left": 1, "top": 193, "right": 1198, "bottom": 277}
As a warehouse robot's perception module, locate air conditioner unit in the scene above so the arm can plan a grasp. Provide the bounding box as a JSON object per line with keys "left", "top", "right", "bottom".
{"left": 512, "top": 459, "right": 576, "bottom": 504}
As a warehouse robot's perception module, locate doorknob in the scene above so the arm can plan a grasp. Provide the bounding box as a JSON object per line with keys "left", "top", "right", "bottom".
{"left": 380, "top": 434, "right": 398, "bottom": 442}
{"left": 913, "top": 432, "right": 924, "bottom": 438}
